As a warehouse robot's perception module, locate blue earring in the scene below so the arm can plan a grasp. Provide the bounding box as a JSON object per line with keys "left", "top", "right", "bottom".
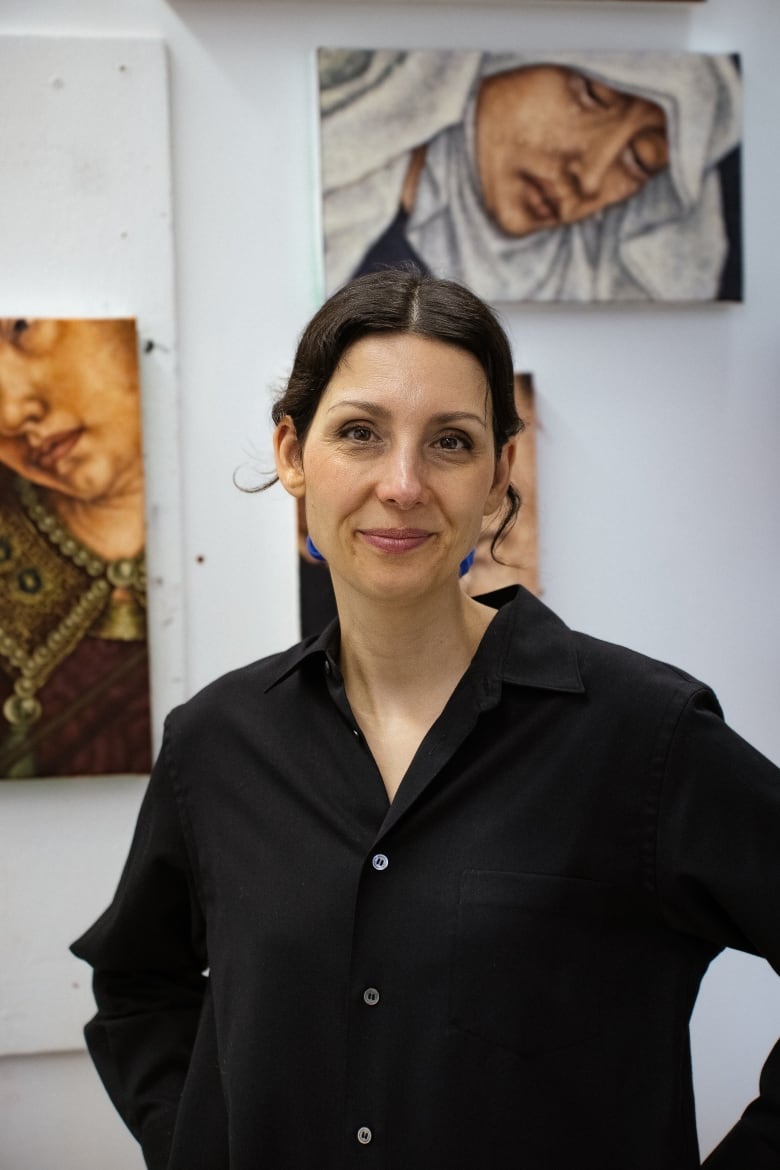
{"left": 458, "top": 550, "right": 476, "bottom": 578}
{"left": 305, "top": 535, "right": 326, "bottom": 563}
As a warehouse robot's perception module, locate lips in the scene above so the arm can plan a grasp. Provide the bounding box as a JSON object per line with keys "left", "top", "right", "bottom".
{"left": 29, "top": 428, "right": 84, "bottom": 472}
{"left": 359, "top": 528, "right": 432, "bottom": 555}
{"left": 518, "top": 171, "right": 561, "bottom": 223}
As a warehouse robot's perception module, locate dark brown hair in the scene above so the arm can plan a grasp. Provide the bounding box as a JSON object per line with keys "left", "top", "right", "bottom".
{"left": 270, "top": 268, "right": 523, "bottom": 552}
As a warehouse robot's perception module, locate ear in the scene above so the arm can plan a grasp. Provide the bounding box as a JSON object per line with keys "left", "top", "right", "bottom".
{"left": 483, "top": 438, "right": 517, "bottom": 516}
{"left": 273, "top": 416, "right": 306, "bottom": 499}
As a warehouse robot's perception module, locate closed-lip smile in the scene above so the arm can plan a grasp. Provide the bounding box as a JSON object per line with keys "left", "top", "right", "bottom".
{"left": 28, "top": 428, "right": 84, "bottom": 472}
{"left": 358, "top": 528, "right": 432, "bottom": 554}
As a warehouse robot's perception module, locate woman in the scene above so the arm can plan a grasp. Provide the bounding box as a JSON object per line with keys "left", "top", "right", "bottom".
{"left": 298, "top": 372, "right": 538, "bottom": 635}
{"left": 0, "top": 317, "right": 150, "bottom": 778}
{"left": 72, "top": 271, "right": 779, "bottom": 1168}
{"left": 320, "top": 49, "right": 742, "bottom": 302}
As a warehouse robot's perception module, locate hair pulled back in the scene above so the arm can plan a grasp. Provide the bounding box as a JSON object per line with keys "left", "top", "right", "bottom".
{"left": 271, "top": 268, "right": 523, "bottom": 553}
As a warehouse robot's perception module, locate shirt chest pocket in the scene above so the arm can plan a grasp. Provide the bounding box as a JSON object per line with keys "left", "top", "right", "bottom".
{"left": 449, "top": 870, "right": 622, "bottom": 1058}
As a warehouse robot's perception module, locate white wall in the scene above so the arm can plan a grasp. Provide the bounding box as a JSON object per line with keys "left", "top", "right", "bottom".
{"left": 0, "top": 0, "right": 778, "bottom": 1166}
{"left": 0, "top": 32, "right": 185, "bottom": 1062}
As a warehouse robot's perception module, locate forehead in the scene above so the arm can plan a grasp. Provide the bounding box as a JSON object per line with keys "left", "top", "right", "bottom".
{"left": 323, "top": 332, "right": 489, "bottom": 411}
{"left": 489, "top": 64, "right": 666, "bottom": 129}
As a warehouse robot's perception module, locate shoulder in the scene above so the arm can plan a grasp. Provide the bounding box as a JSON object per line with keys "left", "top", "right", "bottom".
{"left": 572, "top": 628, "right": 722, "bottom": 721}
{"left": 165, "top": 635, "right": 323, "bottom": 739}
{"left": 491, "top": 585, "right": 721, "bottom": 720}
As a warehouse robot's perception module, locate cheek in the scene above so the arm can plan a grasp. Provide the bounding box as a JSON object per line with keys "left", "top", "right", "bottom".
{"left": 301, "top": 461, "right": 359, "bottom": 526}
{"left": 564, "top": 169, "right": 644, "bottom": 224}
{"left": 509, "top": 100, "right": 563, "bottom": 152}
{"left": 95, "top": 396, "right": 143, "bottom": 452}
{"left": 455, "top": 469, "right": 500, "bottom": 521}
{"left": 0, "top": 438, "right": 27, "bottom": 475}
{"left": 594, "top": 170, "right": 643, "bottom": 214}
{"left": 63, "top": 447, "right": 118, "bottom": 498}
{"left": 495, "top": 87, "right": 575, "bottom": 163}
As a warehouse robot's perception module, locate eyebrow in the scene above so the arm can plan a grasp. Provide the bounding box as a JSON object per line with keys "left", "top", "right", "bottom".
{"left": 326, "top": 399, "right": 488, "bottom": 428}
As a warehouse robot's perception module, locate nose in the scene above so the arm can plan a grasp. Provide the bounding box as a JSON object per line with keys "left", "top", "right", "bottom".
{"left": 0, "top": 369, "right": 46, "bottom": 436}
{"left": 375, "top": 443, "right": 427, "bottom": 510}
{"left": 564, "top": 129, "right": 626, "bottom": 203}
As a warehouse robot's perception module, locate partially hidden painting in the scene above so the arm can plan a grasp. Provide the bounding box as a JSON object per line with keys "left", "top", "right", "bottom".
{"left": 319, "top": 49, "right": 742, "bottom": 303}
{"left": 298, "top": 373, "right": 539, "bottom": 638}
{"left": 0, "top": 318, "right": 151, "bottom": 779}
{"left": 460, "top": 373, "right": 538, "bottom": 600}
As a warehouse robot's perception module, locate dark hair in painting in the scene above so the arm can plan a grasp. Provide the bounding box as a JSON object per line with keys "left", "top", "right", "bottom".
{"left": 269, "top": 268, "right": 523, "bottom": 552}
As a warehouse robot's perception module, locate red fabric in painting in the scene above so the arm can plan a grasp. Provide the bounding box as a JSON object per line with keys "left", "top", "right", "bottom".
{"left": 0, "top": 636, "right": 152, "bottom": 778}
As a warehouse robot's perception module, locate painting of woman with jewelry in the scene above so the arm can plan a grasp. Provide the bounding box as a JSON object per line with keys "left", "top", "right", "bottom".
{"left": 0, "top": 318, "right": 151, "bottom": 780}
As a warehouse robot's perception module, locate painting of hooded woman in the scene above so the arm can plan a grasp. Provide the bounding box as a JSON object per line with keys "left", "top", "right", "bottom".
{"left": 319, "top": 49, "right": 742, "bottom": 303}
{"left": 0, "top": 318, "right": 151, "bottom": 779}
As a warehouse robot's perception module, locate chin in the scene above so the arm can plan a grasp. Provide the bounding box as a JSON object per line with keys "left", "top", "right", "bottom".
{"left": 375, "top": 566, "right": 457, "bottom": 599}
{"left": 488, "top": 205, "right": 537, "bottom": 239}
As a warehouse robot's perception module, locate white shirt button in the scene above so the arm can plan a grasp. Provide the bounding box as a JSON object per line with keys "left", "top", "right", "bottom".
{"left": 371, "top": 853, "right": 389, "bottom": 871}
{"left": 363, "top": 987, "right": 380, "bottom": 1006}
{"left": 357, "top": 1126, "right": 373, "bottom": 1145}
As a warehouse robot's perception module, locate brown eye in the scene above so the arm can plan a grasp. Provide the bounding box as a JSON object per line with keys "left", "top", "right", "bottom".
{"left": 12, "top": 320, "right": 29, "bottom": 334}
{"left": 434, "top": 433, "right": 472, "bottom": 452}
{"left": 341, "top": 424, "right": 375, "bottom": 443}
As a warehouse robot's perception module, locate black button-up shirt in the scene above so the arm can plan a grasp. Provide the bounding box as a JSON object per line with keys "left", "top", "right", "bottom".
{"left": 72, "top": 587, "right": 780, "bottom": 1170}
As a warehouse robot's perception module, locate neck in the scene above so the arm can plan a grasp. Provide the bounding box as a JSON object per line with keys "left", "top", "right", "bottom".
{"left": 44, "top": 485, "right": 146, "bottom": 560}
{"left": 335, "top": 578, "right": 495, "bottom": 717}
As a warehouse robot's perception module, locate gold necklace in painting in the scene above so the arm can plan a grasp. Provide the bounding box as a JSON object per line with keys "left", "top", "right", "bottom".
{"left": 0, "top": 475, "right": 146, "bottom": 740}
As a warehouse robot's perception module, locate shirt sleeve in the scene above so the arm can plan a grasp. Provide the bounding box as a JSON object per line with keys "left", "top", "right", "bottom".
{"left": 70, "top": 715, "right": 207, "bottom": 1170}
{"left": 655, "top": 686, "right": 780, "bottom": 1167}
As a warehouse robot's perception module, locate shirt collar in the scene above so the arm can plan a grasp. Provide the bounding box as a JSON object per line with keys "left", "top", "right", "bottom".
{"left": 476, "top": 585, "right": 584, "bottom": 693}
{"left": 262, "top": 620, "right": 340, "bottom": 692}
{"left": 264, "top": 586, "right": 584, "bottom": 695}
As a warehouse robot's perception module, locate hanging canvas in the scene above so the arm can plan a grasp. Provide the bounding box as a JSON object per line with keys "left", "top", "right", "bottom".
{"left": 318, "top": 49, "right": 741, "bottom": 303}
{"left": 259, "top": 1, "right": 706, "bottom": 5}
{"left": 0, "top": 318, "right": 151, "bottom": 779}
{"left": 460, "top": 372, "right": 538, "bottom": 599}
{"left": 297, "top": 372, "right": 539, "bottom": 637}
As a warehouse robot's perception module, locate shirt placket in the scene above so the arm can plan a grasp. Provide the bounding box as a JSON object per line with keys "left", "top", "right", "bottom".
{"left": 327, "top": 659, "right": 501, "bottom": 1169}
{"left": 343, "top": 843, "right": 396, "bottom": 1168}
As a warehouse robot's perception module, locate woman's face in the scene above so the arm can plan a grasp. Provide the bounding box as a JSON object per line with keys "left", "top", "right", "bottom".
{"left": 0, "top": 318, "right": 143, "bottom": 503}
{"left": 475, "top": 65, "right": 669, "bottom": 237}
{"left": 274, "top": 332, "right": 515, "bottom": 605}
